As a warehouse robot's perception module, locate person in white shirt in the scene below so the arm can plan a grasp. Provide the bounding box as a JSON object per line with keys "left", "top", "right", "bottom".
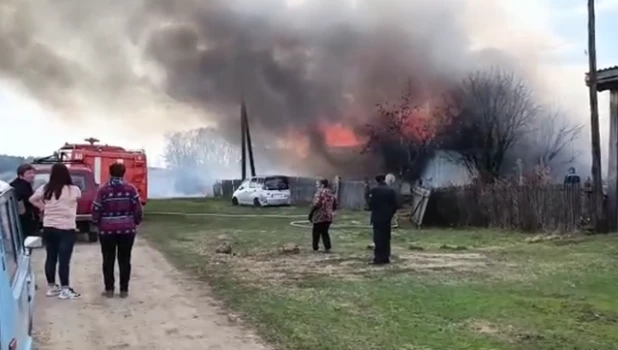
{"left": 30, "top": 163, "right": 82, "bottom": 300}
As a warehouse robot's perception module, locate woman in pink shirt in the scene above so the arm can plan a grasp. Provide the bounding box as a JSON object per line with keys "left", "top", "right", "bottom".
{"left": 30, "top": 163, "right": 81, "bottom": 300}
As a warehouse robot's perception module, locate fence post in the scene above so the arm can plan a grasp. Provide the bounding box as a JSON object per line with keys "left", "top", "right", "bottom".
{"left": 333, "top": 175, "right": 341, "bottom": 204}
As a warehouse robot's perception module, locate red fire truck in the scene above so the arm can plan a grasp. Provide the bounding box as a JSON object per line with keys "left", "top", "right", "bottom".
{"left": 32, "top": 138, "right": 148, "bottom": 242}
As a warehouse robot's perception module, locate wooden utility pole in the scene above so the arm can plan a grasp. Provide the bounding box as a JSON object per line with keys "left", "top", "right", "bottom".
{"left": 241, "top": 103, "right": 247, "bottom": 180}
{"left": 240, "top": 100, "right": 256, "bottom": 180}
{"left": 587, "top": 0, "right": 607, "bottom": 232}
{"left": 242, "top": 102, "right": 256, "bottom": 177}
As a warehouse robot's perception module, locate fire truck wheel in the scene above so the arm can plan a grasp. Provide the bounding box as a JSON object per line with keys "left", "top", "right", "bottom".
{"left": 232, "top": 197, "right": 239, "bottom": 206}
{"left": 88, "top": 232, "right": 98, "bottom": 243}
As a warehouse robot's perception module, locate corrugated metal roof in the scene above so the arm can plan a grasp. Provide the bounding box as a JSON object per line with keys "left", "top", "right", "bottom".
{"left": 585, "top": 66, "right": 618, "bottom": 90}
{"left": 598, "top": 66, "right": 618, "bottom": 73}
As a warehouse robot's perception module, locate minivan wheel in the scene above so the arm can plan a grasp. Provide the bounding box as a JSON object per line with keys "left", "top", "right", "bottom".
{"left": 253, "top": 198, "right": 261, "bottom": 207}
{"left": 88, "top": 232, "right": 98, "bottom": 243}
{"left": 232, "top": 197, "right": 239, "bottom": 206}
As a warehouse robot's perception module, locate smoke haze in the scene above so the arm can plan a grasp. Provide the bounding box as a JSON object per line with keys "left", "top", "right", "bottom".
{"left": 0, "top": 0, "right": 580, "bottom": 179}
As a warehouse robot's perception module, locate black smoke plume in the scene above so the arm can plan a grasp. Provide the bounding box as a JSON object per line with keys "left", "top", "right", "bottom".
{"left": 0, "top": 0, "right": 548, "bottom": 175}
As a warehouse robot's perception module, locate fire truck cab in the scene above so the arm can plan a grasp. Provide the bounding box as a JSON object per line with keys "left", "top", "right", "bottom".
{"left": 32, "top": 138, "right": 148, "bottom": 243}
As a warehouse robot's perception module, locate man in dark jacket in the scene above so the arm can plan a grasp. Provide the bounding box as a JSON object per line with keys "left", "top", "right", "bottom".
{"left": 564, "top": 167, "right": 581, "bottom": 186}
{"left": 368, "top": 174, "right": 398, "bottom": 265}
{"left": 10, "top": 164, "right": 39, "bottom": 238}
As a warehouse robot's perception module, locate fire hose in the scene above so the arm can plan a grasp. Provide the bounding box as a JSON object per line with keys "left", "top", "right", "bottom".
{"left": 147, "top": 212, "right": 399, "bottom": 229}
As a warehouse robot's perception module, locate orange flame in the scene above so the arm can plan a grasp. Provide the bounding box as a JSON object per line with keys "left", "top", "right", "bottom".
{"left": 319, "top": 122, "right": 364, "bottom": 148}
{"left": 401, "top": 107, "right": 436, "bottom": 142}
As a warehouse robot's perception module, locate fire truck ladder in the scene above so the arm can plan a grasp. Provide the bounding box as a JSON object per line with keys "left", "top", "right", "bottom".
{"left": 32, "top": 154, "right": 85, "bottom": 165}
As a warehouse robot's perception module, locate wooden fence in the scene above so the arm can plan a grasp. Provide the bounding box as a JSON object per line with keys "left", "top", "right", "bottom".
{"left": 215, "top": 177, "right": 368, "bottom": 210}
{"left": 423, "top": 183, "right": 599, "bottom": 232}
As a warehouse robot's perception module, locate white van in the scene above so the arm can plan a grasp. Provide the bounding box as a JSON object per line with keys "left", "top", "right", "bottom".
{"left": 232, "top": 175, "right": 292, "bottom": 207}
{"left": 0, "top": 180, "right": 43, "bottom": 350}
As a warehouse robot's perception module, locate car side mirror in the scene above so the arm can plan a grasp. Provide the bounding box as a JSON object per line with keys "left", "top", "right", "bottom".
{"left": 24, "top": 236, "right": 43, "bottom": 256}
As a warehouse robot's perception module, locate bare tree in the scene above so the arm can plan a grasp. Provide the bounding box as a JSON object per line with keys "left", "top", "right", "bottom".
{"left": 163, "top": 131, "right": 198, "bottom": 169}
{"left": 528, "top": 110, "right": 584, "bottom": 167}
{"left": 163, "top": 127, "right": 239, "bottom": 171}
{"left": 363, "top": 82, "right": 449, "bottom": 182}
{"left": 447, "top": 69, "right": 539, "bottom": 183}
{"left": 163, "top": 127, "right": 240, "bottom": 195}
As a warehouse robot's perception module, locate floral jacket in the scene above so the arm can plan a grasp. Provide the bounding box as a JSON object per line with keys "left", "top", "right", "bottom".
{"left": 311, "top": 188, "right": 337, "bottom": 224}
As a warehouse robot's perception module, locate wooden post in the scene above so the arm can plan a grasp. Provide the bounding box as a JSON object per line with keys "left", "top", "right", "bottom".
{"left": 606, "top": 90, "right": 618, "bottom": 230}
{"left": 333, "top": 175, "right": 341, "bottom": 205}
{"left": 587, "top": 0, "right": 607, "bottom": 232}
{"left": 242, "top": 102, "right": 256, "bottom": 177}
{"left": 609, "top": 91, "right": 618, "bottom": 230}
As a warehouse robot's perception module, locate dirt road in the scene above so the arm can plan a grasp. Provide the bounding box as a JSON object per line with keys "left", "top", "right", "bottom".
{"left": 32, "top": 238, "right": 270, "bottom": 350}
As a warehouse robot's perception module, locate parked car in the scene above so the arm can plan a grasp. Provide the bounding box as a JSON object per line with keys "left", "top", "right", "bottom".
{"left": 0, "top": 180, "right": 43, "bottom": 350}
{"left": 232, "top": 175, "right": 292, "bottom": 207}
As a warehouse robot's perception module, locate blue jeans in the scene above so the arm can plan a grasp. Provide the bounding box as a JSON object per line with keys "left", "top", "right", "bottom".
{"left": 43, "top": 227, "right": 76, "bottom": 287}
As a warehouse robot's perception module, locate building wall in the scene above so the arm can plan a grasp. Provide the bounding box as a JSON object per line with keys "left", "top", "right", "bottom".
{"left": 420, "top": 151, "right": 472, "bottom": 188}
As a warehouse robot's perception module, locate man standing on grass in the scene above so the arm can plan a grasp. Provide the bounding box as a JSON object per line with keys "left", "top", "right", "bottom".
{"left": 93, "top": 163, "right": 143, "bottom": 298}
{"left": 368, "top": 174, "right": 398, "bottom": 265}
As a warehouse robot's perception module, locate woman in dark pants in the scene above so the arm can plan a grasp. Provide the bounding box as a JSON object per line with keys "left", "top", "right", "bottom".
{"left": 309, "top": 179, "right": 337, "bottom": 253}
{"left": 30, "top": 163, "right": 81, "bottom": 300}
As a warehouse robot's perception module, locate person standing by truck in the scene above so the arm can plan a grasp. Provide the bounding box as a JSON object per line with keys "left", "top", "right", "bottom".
{"left": 29, "top": 163, "right": 82, "bottom": 300}
{"left": 10, "top": 164, "right": 40, "bottom": 239}
{"left": 93, "top": 163, "right": 143, "bottom": 298}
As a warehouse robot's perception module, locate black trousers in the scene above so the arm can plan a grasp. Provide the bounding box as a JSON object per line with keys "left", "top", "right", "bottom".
{"left": 312, "top": 222, "right": 332, "bottom": 251}
{"left": 43, "top": 227, "right": 76, "bottom": 287}
{"left": 99, "top": 234, "right": 136, "bottom": 292}
{"left": 372, "top": 221, "right": 392, "bottom": 264}
{"left": 20, "top": 218, "right": 38, "bottom": 240}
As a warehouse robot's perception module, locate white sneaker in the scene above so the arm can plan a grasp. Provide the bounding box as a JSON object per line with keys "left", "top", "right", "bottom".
{"left": 58, "top": 287, "right": 81, "bottom": 300}
{"left": 45, "top": 284, "right": 61, "bottom": 297}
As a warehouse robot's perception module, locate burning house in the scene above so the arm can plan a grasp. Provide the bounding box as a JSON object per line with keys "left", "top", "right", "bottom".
{"left": 0, "top": 0, "right": 584, "bottom": 189}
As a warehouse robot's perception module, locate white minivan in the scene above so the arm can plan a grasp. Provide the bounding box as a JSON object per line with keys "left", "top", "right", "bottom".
{"left": 232, "top": 175, "right": 292, "bottom": 207}
{"left": 0, "top": 180, "right": 43, "bottom": 350}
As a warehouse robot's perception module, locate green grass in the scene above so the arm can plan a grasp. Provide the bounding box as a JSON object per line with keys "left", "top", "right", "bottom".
{"left": 146, "top": 197, "right": 308, "bottom": 215}
{"left": 142, "top": 198, "right": 618, "bottom": 350}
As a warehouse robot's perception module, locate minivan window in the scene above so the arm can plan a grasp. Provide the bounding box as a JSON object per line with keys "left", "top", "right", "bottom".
{"left": 1, "top": 200, "right": 18, "bottom": 281}
{"left": 263, "top": 176, "right": 289, "bottom": 190}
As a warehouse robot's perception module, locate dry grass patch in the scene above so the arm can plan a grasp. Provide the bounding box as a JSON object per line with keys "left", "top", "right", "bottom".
{"left": 184, "top": 234, "right": 498, "bottom": 286}
{"left": 466, "top": 319, "right": 543, "bottom": 344}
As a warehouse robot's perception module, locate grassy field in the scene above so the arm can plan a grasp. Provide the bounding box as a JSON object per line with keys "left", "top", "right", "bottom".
{"left": 143, "top": 198, "right": 618, "bottom": 350}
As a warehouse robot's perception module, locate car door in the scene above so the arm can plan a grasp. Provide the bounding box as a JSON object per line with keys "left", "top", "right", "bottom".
{"left": 247, "top": 178, "right": 263, "bottom": 203}
{"left": 2, "top": 194, "right": 35, "bottom": 350}
{"left": 0, "top": 200, "right": 17, "bottom": 350}
{"left": 1, "top": 192, "right": 32, "bottom": 350}
{"left": 236, "top": 180, "right": 251, "bottom": 205}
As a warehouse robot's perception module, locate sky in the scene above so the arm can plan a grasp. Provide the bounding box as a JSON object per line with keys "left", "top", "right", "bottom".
{"left": 0, "top": 0, "right": 617, "bottom": 169}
